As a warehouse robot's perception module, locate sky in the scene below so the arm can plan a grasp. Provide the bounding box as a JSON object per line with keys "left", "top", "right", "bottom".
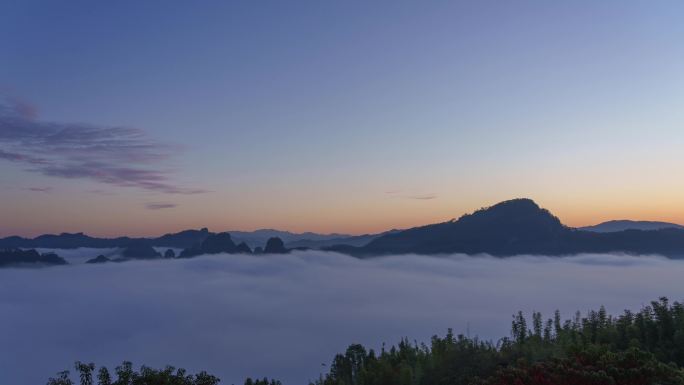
{"left": 1, "top": 1, "right": 684, "bottom": 237}
{"left": 1, "top": 250, "right": 683, "bottom": 384}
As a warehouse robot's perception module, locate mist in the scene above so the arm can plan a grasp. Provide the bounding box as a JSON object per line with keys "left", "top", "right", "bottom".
{"left": 1, "top": 251, "right": 683, "bottom": 385}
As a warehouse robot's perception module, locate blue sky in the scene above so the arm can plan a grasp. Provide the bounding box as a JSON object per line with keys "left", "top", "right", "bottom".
{"left": 1, "top": 1, "right": 684, "bottom": 236}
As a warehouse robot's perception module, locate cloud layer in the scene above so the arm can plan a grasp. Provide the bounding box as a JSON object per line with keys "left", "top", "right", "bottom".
{"left": 1, "top": 251, "right": 682, "bottom": 385}
{"left": 0, "top": 96, "right": 203, "bottom": 194}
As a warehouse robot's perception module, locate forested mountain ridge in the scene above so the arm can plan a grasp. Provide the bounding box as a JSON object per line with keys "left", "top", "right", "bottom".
{"left": 0, "top": 228, "right": 380, "bottom": 250}
{"left": 335, "top": 198, "right": 684, "bottom": 258}
{"left": 8, "top": 198, "right": 684, "bottom": 258}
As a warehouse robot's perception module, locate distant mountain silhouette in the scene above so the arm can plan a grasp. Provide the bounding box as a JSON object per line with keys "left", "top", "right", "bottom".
{"left": 263, "top": 237, "right": 288, "bottom": 254}
{"left": 0, "top": 232, "right": 133, "bottom": 249}
{"left": 198, "top": 233, "right": 238, "bottom": 254}
{"left": 85, "top": 255, "right": 110, "bottom": 264}
{"left": 7, "top": 198, "right": 684, "bottom": 261}
{"left": 285, "top": 230, "right": 399, "bottom": 249}
{"left": 179, "top": 232, "right": 241, "bottom": 258}
{"left": 154, "top": 228, "right": 212, "bottom": 248}
{"left": 236, "top": 242, "right": 252, "bottom": 254}
{"left": 0, "top": 228, "right": 363, "bottom": 250}
{"left": 580, "top": 220, "right": 684, "bottom": 233}
{"left": 121, "top": 241, "right": 162, "bottom": 259}
{"left": 227, "top": 229, "right": 352, "bottom": 248}
{"left": 327, "top": 198, "right": 684, "bottom": 258}
{"left": 0, "top": 249, "right": 68, "bottom": 267}
{"left": 354, "top": 199, "right": 566, "bottom": 255}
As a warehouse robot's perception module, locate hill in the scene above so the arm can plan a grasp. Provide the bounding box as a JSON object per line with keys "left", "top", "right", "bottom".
{"left": 580, "top": 220, "right": 684, "bottom": 233}
{"left": 338, "top": 198, "right": 684, "bottom": 258}
{"left": 0, "top": 228, "right": 361, "bottom": 251}
{"left": 0, "top": 249, "right": 68, "bottom": 267}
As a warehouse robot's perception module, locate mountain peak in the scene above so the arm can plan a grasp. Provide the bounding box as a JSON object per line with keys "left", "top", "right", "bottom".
{"left": 474, "top": 198, "right": 540, "bottom": 214}
{"left": 457, "top": 198, "right": 562, "bottom": 230}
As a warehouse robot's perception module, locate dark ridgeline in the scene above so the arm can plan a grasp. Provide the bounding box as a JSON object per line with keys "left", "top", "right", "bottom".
{"left": 326, "top": 198, "right": 684, "bottom": 258}
{"left": 581, "top": 219, "right": 684, "bottom": 232}
{"left": 236, "top": 242, "right": 252, "bottom": 254}
{"left": 263, "top": 237, "right": 288, "bottom": 254}
{"left": 7, "top": 198, "right": 684, "bottom": 259}
{"left": 0, "top": 232, "right": 135, "bottom": 249}
{"left": 179, "top": 233, "right": 261, "bottom": 258}
{"left": 85, "top": 255, "right": 110, "bottom": 264}
{"left": 359, "top": 198, "right": 565, "bottom": 255}
{"left": 282, "top": 230, "right": 400, "bottom": 249}
{"left": 179, "top": 233, "right": 280, "bottom": 258}
{"left": 196, "top": 232, "right": 238, "bottom": 254}
{"left": 0, "top": 249, "right": 67, "bottom": 267}
{"left": 120, "top": 240, "right": 161, "bottom": 259}
{"left": 0, "top": 227, "right": 385, "bottom": 250}
{"left": 0, "top": 229, "right": 212, "bottom": 251}
{"left": 154, "top": 228, "right": 212, "bottom": 248}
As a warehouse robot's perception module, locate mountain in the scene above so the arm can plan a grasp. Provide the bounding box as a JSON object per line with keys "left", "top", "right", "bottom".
{"left": 335, "top": 198, "right": 684, "bottom": 258}
{"left": 580, "top": 220, "right": 684, "bottom": 233}
{"left": 121, "top": 241, "right": 162, "bottom": 259}
{"left": 0, "top": 249, "right": 68, "bottom": 267}
{"left": 153, "top": 228, "right": 212, "bottom": 248}
{"left": 179, "top": 232, "right": 241, "bottom": 258}
{"left": 263, "top": 237, "right": 288, "bottom": 254}
{"left": 0, "top": 232, "right": 133, "bottom": 249}
{"left": 0, "top": 228, "right": 355, "bottom": 250}
{"left": 8, "top": 199, "right": 684, "bottom": 260}
{"left": 227, "top": 229, "right": 351, "bottom": 248}
{"left": 356, "top": 199, "right": 567, "bottom": 255}
{"left": 85, "top": 255, "right": 110, "bottom": 264}
{"left": 284, "top": 230, "right": 400, "bottom": 249}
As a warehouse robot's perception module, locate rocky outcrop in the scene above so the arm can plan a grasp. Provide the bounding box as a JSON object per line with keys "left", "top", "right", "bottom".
{"left": 86, "top": 255, "right": 110, "bottom": 264}
{"left": 264, "top": 237, "right": 288, "bottom": 254}
{"left": 0, "top": 249, "right": 68, "bottom": 267}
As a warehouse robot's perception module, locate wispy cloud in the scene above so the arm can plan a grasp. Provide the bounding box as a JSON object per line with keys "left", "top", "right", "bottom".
{"left": 406, "top": 194, "right": 437, "bottom": 200}
{"left": 0, "top": 95, "right": 205, "bottom": 194}
{"left": 145, "top": 202, "right": 178, "bottom": 210}
{"left": 385, "top": 190, "right": 437, "bottom": 200}
{"left": 27, "top": 187, "right": 52, "bottom": 193}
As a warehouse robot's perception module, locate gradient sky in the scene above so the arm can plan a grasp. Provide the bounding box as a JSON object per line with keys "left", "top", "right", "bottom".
{"left": 1, "top": 0, "right": 684, "bottom": 237}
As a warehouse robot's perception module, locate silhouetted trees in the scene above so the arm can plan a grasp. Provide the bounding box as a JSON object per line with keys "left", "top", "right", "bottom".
{"left": 49, "top": 298, "right": 684, "bottom": 385}
{"left": 314, "top": 297, "right": 684, "bottom": 385}
{"left": 47, "top": 361, "right": 220, "bottom": 385}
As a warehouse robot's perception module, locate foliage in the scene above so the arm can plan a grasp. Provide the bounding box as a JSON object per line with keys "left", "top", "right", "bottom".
{"left": 47, "top": 361, "right": 220, "bottom": 385}
{"left": 314, "top": 297, "right": 684, "bottom": 385}
{"left": 49, "top": 297, "right": 684, "bottom": 385}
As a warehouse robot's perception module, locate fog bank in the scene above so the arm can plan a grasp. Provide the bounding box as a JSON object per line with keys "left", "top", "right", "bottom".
{"left": 1, "top": 251, "right": 682, "bottom": 384}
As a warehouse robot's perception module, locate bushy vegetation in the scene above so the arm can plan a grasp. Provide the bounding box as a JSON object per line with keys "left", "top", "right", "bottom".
{"left": 314, "top": 297, "right": 684, "bottom": 385}
{"left": 46, "top": 361, "right": 221, "bottom": 385}
{"left": 49, "top": 298, "right": 684, "bottom": 385}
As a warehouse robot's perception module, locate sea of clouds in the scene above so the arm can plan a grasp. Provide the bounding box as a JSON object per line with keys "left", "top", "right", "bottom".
{"left": 1, "top": 251, "right": 683, "bottom": 385}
